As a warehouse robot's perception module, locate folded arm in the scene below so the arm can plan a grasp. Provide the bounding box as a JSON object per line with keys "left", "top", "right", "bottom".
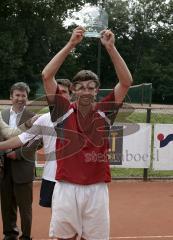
{"left": 0, "top": 113, "right": 22, "bottom": 139}
{"left": 0, "top": 136, "right": 23, "bottom": 151}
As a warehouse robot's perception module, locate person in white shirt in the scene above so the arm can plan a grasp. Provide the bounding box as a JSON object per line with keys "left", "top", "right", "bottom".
{"left": 19, "top": 112, "right": 57, "bottom": 207}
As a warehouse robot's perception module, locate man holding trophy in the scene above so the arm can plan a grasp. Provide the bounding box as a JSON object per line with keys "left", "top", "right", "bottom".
{"left": 42, "top": 16, "right": 133, "bottom": 240}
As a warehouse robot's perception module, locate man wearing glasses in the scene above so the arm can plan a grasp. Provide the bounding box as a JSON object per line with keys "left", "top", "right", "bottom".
{"left": 42, "top": 26, "right": 133, "bottom": 240}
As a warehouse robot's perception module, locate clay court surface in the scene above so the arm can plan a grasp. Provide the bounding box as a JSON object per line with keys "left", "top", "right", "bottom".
{"left": 1, "top": 180, "right": 173, "bottom": 240}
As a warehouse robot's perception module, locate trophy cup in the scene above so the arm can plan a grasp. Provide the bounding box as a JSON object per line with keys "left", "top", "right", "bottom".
{"left": 83, "top": 6, "right": 108, "bottom": 38}
{"left": 63, "top": 5, "right": 108, "bottom": 38}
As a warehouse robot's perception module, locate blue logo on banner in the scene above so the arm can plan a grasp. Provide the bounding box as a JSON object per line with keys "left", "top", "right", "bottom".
{"left": 157, "top": 133, "right": 173, "bottom": 148}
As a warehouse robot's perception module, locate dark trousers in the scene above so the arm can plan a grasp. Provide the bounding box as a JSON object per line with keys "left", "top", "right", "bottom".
{"left": 1, "top": 173, "right": 33, "bottom": 240}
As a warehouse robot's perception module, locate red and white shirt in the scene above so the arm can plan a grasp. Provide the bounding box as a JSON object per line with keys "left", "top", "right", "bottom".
{"left": 49, "top": 88, "right": 121, "bottom": 185}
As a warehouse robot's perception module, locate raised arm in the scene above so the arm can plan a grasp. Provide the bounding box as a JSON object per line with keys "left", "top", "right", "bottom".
{"left": 100, "top": 30, "right": 133, "bottom": 103}
{"left": 42, "top": 26, "right": 85, "bottom": 103}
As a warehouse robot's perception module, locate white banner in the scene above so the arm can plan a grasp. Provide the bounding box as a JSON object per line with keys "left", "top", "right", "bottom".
{"left": 110, "top": 123, "right": 151, "bottom": 168}
{"left": 153, "top": 124, "right": 173, "bottom": 170}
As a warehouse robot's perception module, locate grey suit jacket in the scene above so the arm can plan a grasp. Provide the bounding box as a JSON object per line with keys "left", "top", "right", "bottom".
{"left": 1, "top": 108, "right": 40, "bottom": 184}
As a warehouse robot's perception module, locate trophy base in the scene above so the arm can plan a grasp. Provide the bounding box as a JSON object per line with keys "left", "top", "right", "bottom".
{"left": 84, "top": 31, "right": 101, "bottom": 38}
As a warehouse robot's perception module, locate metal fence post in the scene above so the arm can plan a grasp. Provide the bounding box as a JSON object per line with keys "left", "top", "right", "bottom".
{"left": 143, "top": 107, "right": 151, "bottom": 181}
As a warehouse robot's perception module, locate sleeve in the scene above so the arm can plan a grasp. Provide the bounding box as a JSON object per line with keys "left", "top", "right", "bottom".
{"left": 18, "top": 115, "right": 44, "bottom": 144}
{"left": 18, "top": 131, "right": 41, "bottom": 145}
{"left": 14, "top": 116, "right": 43, "bottom": 161}
{"left": 97, "top": 90, "right": 123, "bottom": 121}
{"left": 47, "top": 86, "right": 70, "bottom": 122}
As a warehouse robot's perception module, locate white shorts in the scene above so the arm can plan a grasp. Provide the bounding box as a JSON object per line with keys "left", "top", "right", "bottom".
{"left": 49, "top": 181, "right": 110, "bottom": 240}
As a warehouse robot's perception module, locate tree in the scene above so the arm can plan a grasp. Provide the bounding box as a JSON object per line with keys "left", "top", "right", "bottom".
{"left": 128, "top": 0, "right": 173, "bottom": 103}
{"left": 0, "top": 0, "right": 172, "bottom": 103}
{"left": 0, "top": 0, "right": 87, "bottom": 98}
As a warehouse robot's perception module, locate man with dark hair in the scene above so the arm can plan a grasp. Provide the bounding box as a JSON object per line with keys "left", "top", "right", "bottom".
{"left": 0, "top": 79, "right": 71, "bottom": 209}
{"left": 56, "top": 78, "right": 72, "bottom": 88}
{"left": 41, "top": 26, "right": 133, "bottom": 240}
{"left": 9, "top": 82, "right": 30, "bottom": 97}
{"left": 0, "top": 82, "right": 40, "bottom": 240}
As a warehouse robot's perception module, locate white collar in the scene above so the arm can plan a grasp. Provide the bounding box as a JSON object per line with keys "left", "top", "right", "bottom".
{"left": 10, "top": 106, "right": 25, "bottom": 115}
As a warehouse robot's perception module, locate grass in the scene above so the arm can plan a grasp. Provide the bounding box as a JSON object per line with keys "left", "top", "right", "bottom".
{"left": 111, "top": 168, "right": 173, "bottom": 179}
{"left": 36, "top": 167, "right": 44, "bottom": 178}
{"left": 35, "top": 167, "right": 173, "bottom": 179}
{"left": 116, "top": 111, "right": 173, "bottom": 124}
